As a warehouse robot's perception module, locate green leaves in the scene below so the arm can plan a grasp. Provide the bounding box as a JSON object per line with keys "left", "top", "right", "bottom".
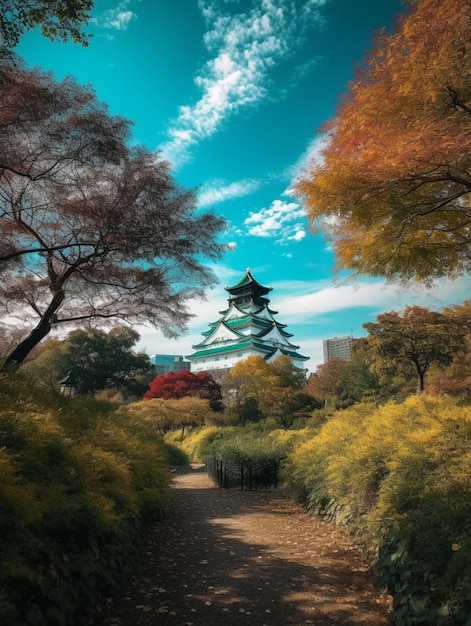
{"left": 0, "top": 1, "right": 94, "bottom": 54}
{"left": 363, "top": 305, "right": 468, "bottom": 393}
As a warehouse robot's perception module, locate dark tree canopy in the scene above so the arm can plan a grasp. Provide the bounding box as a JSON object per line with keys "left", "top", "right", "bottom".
{"left": 0, "top": 59, "right": 226, "bottom": 369}
{"left": 61, "top": 327, "right": 151, "bottom": 395}
{"left": 363, "top": 306, "right": 469, "bottom": 394}
{"left": 262, "top": 387, "right": 320, "bottom": 429}
{"left": 1, "top": 1, "right": 94, "bottom": 55}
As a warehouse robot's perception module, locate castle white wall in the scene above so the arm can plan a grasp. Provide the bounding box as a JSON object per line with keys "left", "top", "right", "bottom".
{"left": 189, "top": 348, "right": 261, "bottom": 373}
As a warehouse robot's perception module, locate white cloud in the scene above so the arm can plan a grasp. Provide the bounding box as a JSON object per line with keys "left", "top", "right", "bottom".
{"left": 271, "top": 276, "right": 471, "bottom": 324}
{"left": 135, "top": 270, "right": 471, "bottom": 372}
{"left": 197, "top": 178, "right": 262, "bottom": 207}
{"left": 160, "top": 0, "right": 326, "bottom": 167}
{"left": 289, "top": 230, "right": 306, "bottom": 242}
{"left": 286, "top": 132, "right": 331, "bottom": 186}
{"left": 244, "top": 198, "right": 307, "bottom": 243}
{"left": 92, "top": 1, "right": 138, "bottom": 31}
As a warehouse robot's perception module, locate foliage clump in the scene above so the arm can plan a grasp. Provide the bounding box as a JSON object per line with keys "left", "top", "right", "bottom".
{"left": 0, "top": 374, "right": 172, "bottom": 626}
{"left": 296, "top": 0, "right": 471, "bottom": 283}
{"left": 282, "top": 395, "right": 471, "bottom": 624}
{"left": 170, "top": 423, "right": 309, "bottom": 468}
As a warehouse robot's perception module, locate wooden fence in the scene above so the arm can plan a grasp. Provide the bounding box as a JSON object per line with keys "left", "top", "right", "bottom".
{"left": 204, "top": 455, "right": 279, "bottom": 490}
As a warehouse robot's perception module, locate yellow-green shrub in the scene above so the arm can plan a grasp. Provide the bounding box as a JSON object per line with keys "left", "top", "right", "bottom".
{"left": 166, "top": 425, "right": 230, "bottom": 461}
{"left": 0, "top": 374, "right": 172, "bottom": 626}
{"left": 282, "top": 396, "right": 471, "bottom": 624}
{"left": 172, "top": 424, "right": 310, "bottom": 467}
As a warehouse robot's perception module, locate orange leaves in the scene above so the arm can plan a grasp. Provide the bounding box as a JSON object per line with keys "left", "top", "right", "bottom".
{"left": 295, "top": 0, "right": 471, "bottom": 282}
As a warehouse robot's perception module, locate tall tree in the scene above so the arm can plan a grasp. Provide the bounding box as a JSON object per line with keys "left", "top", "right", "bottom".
{"left": 221, "top": 356, "right": 278, "bottom": 404}
{"left": 428, "top": 300, "right": 471, "bottom": 395}
{"left": 306, "top": 358, "right": 347, "bottom": 408}
{"left": 309, "top": 348, "right": 383, "bottom": 409}
{"left": 296, "top": 0, "right": 471, "bottom": 283}
{"left": 19, "top": 327, "right": 151, "bottom": 396}
{"left": 221, "top": 356, "right": 279, "bottom": 425}
{"left": 0, "top": 59, "right": 226, "bottom": 370}
{"left": 1, "top": 1, "right": 93, "bottom": 55}
{"left": 363, "top": 306, "right": 467, "bottom": 394}
{"left": 261, "top": 387, "right": 320, "bottom": 429}
{"left": 62, "top": 327, "right": 150, "bottom": 395}
{"left": 271, "top": 354, "right": 307, "bottom": 388}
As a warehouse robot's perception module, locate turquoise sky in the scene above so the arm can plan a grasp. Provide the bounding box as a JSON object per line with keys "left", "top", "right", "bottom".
{"left": 17, "top": 0, "right": 471, "bottom": 370}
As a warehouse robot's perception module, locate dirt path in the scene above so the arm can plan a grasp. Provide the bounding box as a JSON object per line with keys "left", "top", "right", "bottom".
{"left": 91, "top": 464, "right": 390, "bottom": 626}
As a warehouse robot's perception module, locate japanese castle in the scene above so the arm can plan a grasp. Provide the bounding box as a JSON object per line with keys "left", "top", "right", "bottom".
{"left": 187, "top": 268, "right": 309, "bottom": 373}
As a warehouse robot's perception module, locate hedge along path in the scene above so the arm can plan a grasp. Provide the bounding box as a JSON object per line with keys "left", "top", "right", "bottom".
{"left": 91, "top": 464, "right": 390, "bottom": 626}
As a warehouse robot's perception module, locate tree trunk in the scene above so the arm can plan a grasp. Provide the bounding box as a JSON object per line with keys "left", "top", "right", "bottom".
{"left": 1, "top": 291, "right": 64, "bottom": 371}
{"left": 2, "top": 320, "right": 52, "bottom": 371}
{"left": 416, "top": 369, "right": 425, "bottom": 394}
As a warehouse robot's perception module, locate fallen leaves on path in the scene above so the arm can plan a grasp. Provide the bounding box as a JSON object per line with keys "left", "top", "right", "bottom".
{"left": 90, "top": 464, "right": 390, "bottom": 626}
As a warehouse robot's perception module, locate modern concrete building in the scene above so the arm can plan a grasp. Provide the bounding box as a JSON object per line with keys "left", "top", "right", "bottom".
{"left": 322, "top": 336, "right": 353, "bottom": 363}
{"left": 187, "top": 268, "right": 309, "bottom": 374}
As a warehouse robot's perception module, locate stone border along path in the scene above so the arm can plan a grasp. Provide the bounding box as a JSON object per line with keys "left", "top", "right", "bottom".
{"left": 90, "top": 464, "right": 390, "bottom": 626}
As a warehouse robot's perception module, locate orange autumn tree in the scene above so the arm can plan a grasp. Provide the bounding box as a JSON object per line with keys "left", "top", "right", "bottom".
{"left": 296, "top": 0, "right": 471, "bottom": 283}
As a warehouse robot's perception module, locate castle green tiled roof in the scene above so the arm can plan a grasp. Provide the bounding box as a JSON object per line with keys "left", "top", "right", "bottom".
{"left": 187, "top": 269, "right": 309, "bottom": 367}
{"left": 225, "top": 268, "right": 272, "bottom": 294}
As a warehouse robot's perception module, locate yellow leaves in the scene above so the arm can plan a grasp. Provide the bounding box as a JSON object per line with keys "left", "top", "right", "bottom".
{"left": 230, "top": 355, "right": 278, "bottom": 384}
{"left": 284, "top": 395, "right": 471, "bottom": 543}
{"left": 126, "top": 396, "right": 211, "bottom": 434}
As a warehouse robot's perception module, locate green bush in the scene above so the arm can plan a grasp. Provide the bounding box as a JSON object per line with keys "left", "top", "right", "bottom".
{"left": 170, "top": 423, "right": 309, "bottom": 469}
{"left": 0, "top": 374, "right": 172, "bottom": 626}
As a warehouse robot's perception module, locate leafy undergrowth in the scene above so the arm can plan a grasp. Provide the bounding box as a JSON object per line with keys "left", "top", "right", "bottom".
{"left": 0, "top": 374, "right": 172, "bottom": 626}
{"left": 282, "top": 396, "right": 471, "bottom": 625}
{"left": 165, "top": 423, "right": 307, "bottom": 466}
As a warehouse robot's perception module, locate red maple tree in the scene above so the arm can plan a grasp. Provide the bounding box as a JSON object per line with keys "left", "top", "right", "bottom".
{"left": 144, "top": 370, "right": 223, "bottom": 410}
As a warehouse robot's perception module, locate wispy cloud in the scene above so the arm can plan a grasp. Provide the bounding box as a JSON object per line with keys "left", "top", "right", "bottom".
{"left": 161, "top": 0, "right": 327, "bottom": 167}
{"left": 271, "top": 276, "right": 471, "bottom": 324}
{"left": 244, "top": 198, "right": 307, "bottom": 243}
{"left": 135, "top": 273, "right": 471, "bottom": 368}
{"left": 287, "top": 132, "right": 330, "bottom": 184}
{"left": 92, "top": 0, "right": 139, "bottom": 32}
{"left": 197, "top": 178, "right": 262, "bottom": 207}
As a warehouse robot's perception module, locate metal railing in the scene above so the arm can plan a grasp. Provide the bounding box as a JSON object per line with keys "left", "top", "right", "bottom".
{"left": 204, "top": 455, "right": 279, "bottom": 490}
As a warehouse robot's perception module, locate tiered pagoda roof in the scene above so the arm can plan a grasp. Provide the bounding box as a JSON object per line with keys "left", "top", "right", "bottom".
{"left": 187, "top": 268, "right": 309, "bottom": 372}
